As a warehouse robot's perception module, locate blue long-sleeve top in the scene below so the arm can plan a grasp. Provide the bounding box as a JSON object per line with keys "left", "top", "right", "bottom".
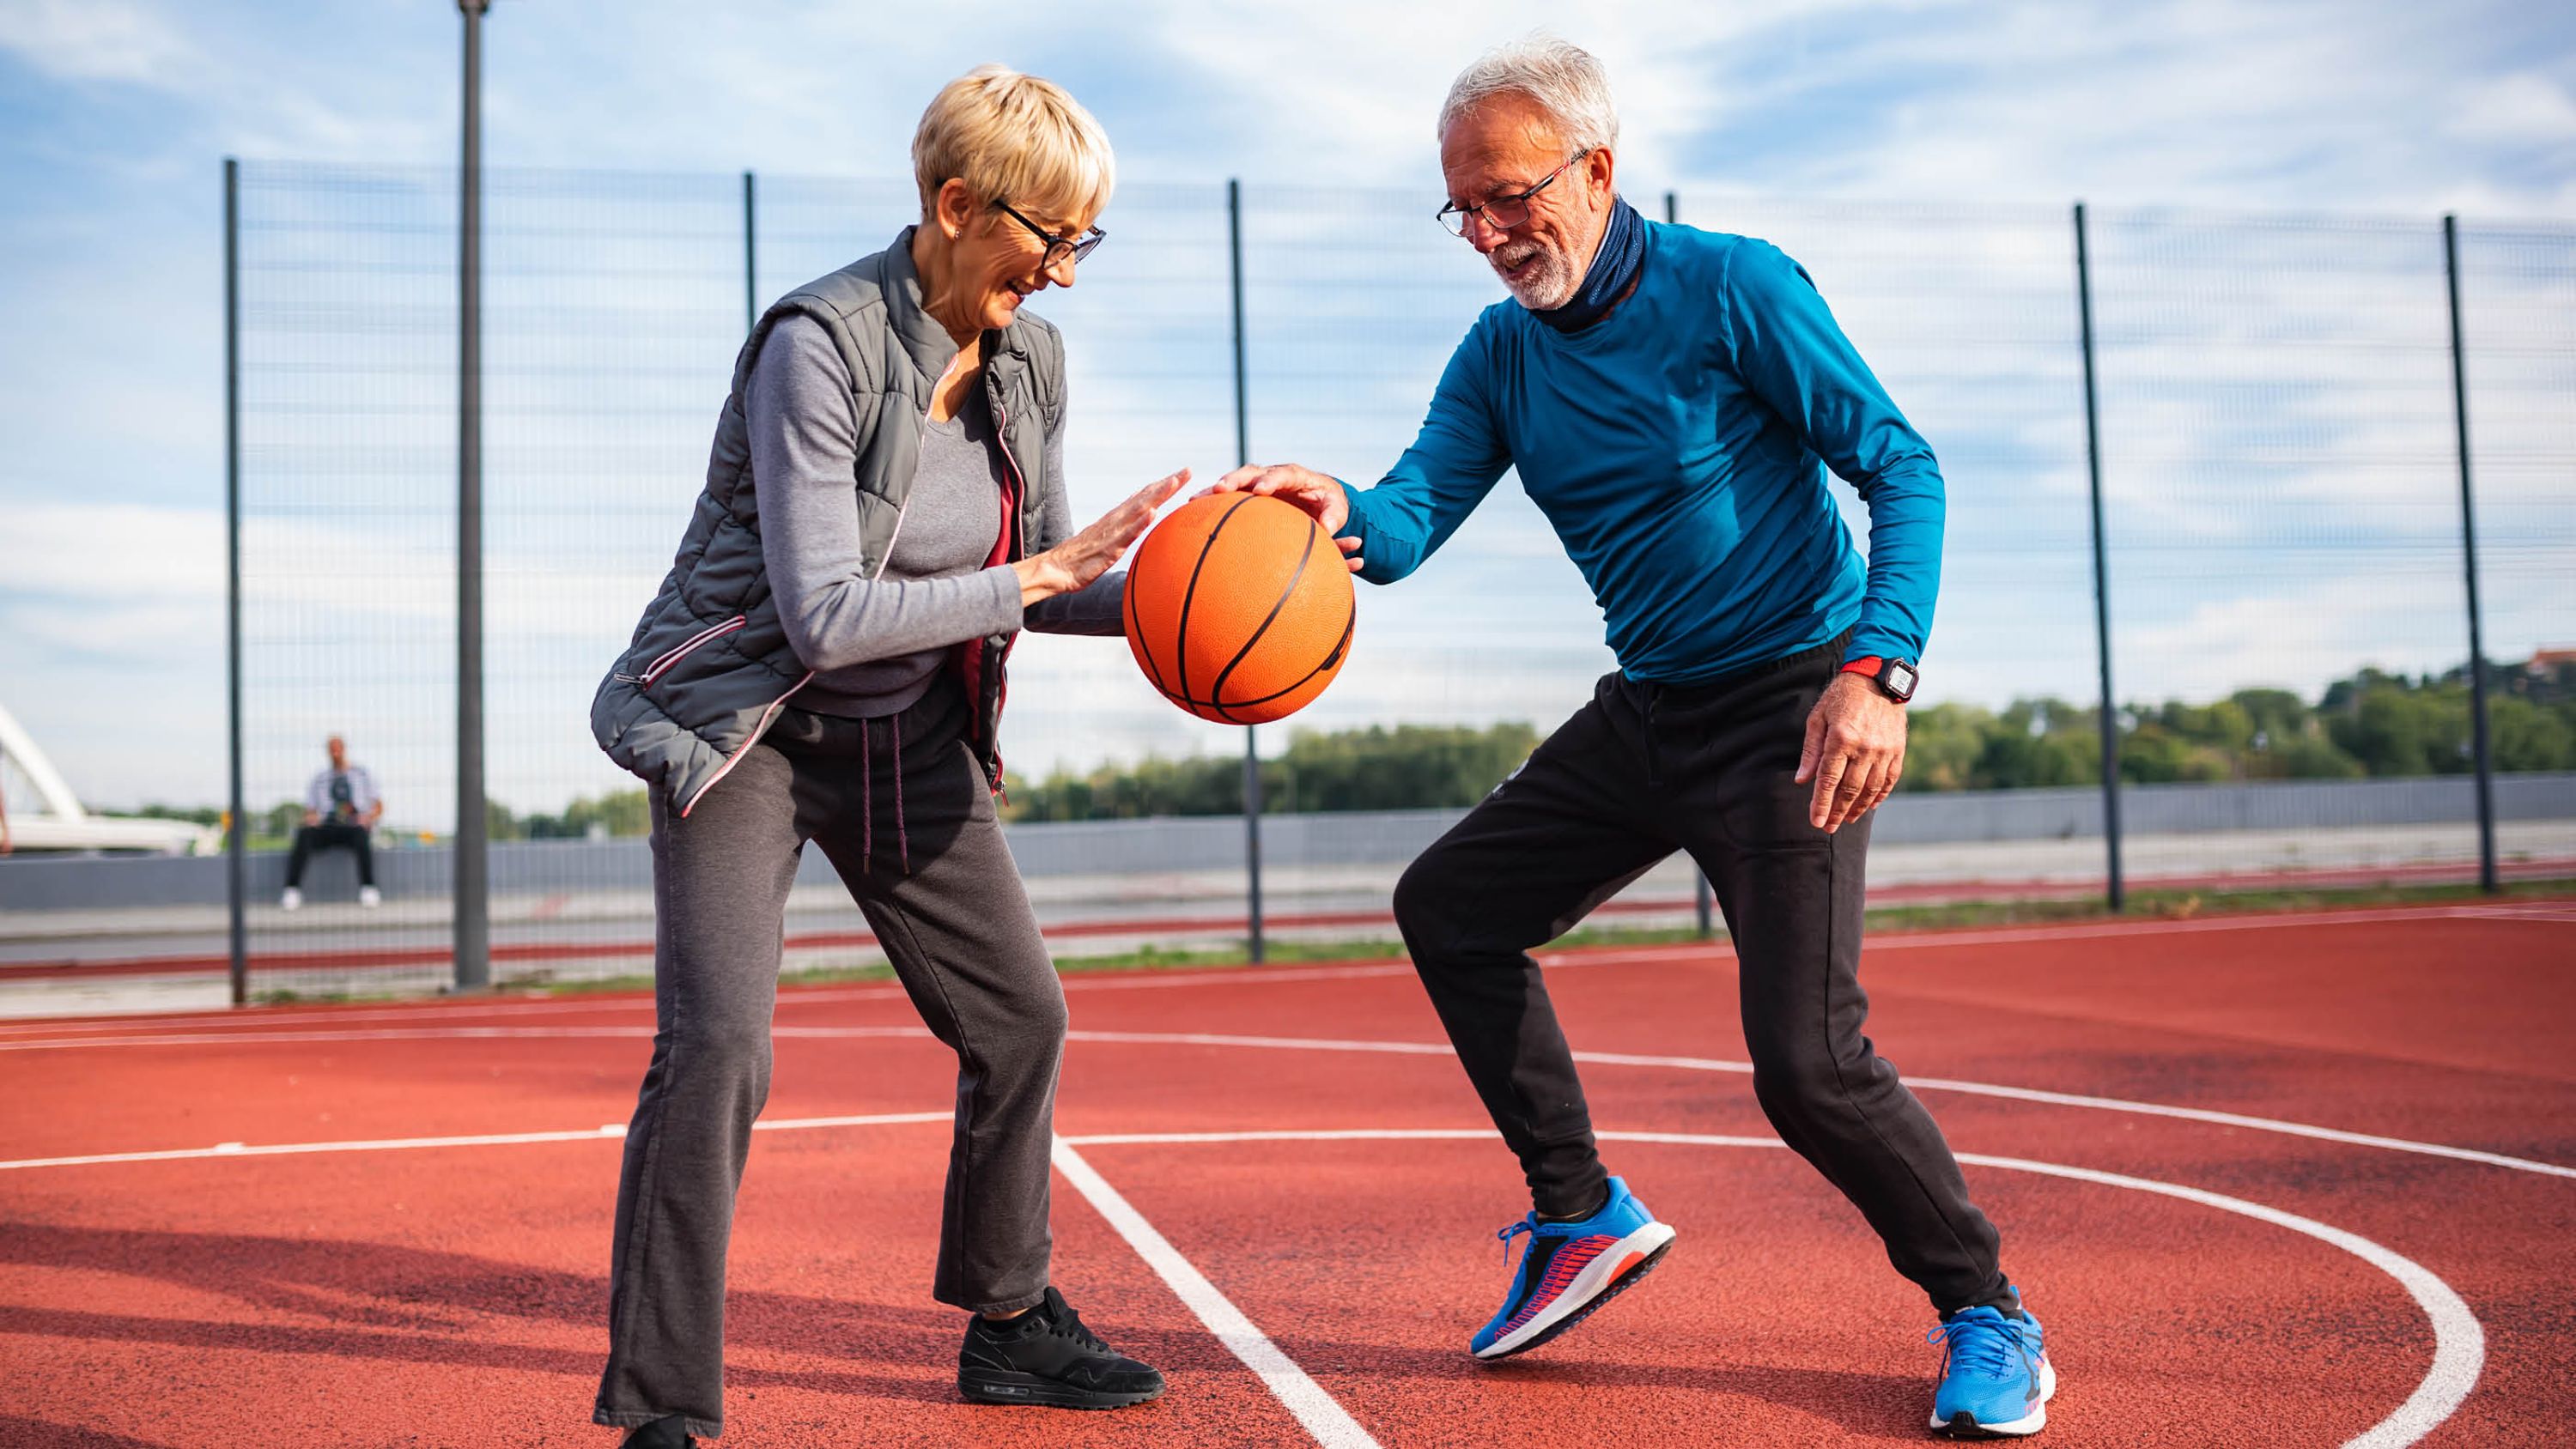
{"left": 1338, "top": 220, "right": 1944, "bottom": 683}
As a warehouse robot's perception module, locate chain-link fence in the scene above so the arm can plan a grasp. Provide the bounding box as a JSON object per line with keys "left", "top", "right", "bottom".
{"left": 3, "top": 161, "right": 2569, "bottom": 1006}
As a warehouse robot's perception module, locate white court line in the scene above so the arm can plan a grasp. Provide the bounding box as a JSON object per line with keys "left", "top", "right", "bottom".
{"left": 1066, "top": 1032, "right": 2576, "bottom": 1181}
{"left": 1065, "top": 1128, "right": 2485, "bottom": 1449}
{"left": 6, "top": 1022, "right": 2567, "bottom": 1180}
{"left": 1051, "top": 1138, "right": 1381, "bottom": 1449}
{"left": 13, "top": 898, "right": 2553, "bottom": 1040}
{"left": 0, "top": 1024, "right": 938, "bottom": 1053}
{"left": 0, "top": 1111, "right": 952, "bottom": 1173}
{"left": 0, "top": 965, "right": 1420, "bottom": 1040}
{"left": 1535, "top": 902, "right": 2572, "bottom": 970}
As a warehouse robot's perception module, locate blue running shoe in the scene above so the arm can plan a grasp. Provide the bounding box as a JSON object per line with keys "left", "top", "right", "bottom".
{"left": 1927, "top": 1288, "right": 2054, "bottom": 1437}
{"left": 1470, "top": 1176, "right": 1675, "bottom": 1360}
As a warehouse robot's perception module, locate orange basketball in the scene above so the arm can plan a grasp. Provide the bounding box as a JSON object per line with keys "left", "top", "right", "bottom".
{"left": 1123, "top": 493, "right": 1355, "bottom": 724}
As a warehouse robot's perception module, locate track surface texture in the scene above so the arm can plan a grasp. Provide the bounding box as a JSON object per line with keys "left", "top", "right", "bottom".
{"left": 2, "top": 900, "right": 2571, "bottom": 1446}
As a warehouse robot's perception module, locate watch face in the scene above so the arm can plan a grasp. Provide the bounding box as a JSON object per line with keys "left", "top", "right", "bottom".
{"left": 1883, "top": 659, "right": 1919, "bottom": 701}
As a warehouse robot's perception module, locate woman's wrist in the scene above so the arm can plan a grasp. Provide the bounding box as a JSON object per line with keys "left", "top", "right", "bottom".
{"left": 1012, "top": 554, "right": 1069, "bottom": 606}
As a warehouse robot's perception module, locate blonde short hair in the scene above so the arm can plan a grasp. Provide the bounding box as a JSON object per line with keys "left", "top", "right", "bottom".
{"left": 912, "top": 64, "right": 1115, "bottom": 227}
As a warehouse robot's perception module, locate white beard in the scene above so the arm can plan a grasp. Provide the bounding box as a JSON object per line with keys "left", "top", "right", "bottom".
{"left": 1490, "top": 238, "right": 1580, "bottom": 310}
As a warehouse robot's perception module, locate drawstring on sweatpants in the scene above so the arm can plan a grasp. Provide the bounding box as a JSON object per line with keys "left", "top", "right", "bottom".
{"left": 892, "top": 711, "right": 909, "bottom": 874}
{"left": 854, "top": 711, "right": 913, "bottom": 876}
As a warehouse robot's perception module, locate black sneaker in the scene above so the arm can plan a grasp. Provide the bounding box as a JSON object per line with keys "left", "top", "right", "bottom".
{"left": 957, "top": 1286, "right": 1166, "bottom": 1409}
{"left": 617, "top": 1415, "right": 694, "bottom": 1448}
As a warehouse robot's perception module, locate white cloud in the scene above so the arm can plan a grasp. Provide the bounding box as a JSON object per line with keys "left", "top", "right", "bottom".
{"left": 2451, "top": 71, "right": 2576, "bottom": 146}
{"left": 0, "top": 0, "right": 196, "bottom": 86}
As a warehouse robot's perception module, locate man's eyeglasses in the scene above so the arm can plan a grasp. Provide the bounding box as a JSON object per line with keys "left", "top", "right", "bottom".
{"left": 1435, "top": 152, "right": 1587, "bottom": 237}
{"left": 993, "top": 199, "right": 1106, "bottom": 269}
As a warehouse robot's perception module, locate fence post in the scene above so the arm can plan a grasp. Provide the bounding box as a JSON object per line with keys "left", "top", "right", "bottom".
{"left": 1229, "top": 179, "right": 1265, "bottom": 963}
{"left": 224, "top": 157, "right": 248, "bottom": 1009}
{"left": 2442, "top": 214, "right": 2500, "bottom": 894}
{"left": 1668, "top": 188, "right": 1714, "bottom": 936}
{"left": 742, "top": 170, "right": 757, "bottom": 335}
{"left": 2073, "top": 202, "right": 2124, "bottom": 912}
{"left": 453, "top": 0, "right": 492, "bottom": 991}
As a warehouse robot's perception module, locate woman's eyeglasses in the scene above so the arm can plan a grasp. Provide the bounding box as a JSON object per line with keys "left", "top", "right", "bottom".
{"left": 993, "top": 199, "right": 1106, "bottom": 268}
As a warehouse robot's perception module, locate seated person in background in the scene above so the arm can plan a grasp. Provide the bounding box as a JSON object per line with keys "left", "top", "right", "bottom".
{"left": 283, "top": 733, "right": 382, "bottom": 909}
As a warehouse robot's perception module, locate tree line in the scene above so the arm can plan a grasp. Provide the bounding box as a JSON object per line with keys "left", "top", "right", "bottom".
{"left": 168, "top": 658, "right": 2573, "bottom": 840}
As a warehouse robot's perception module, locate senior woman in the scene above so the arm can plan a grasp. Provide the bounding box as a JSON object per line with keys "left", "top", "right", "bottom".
{"left": 588, "top": 67, "right": 1181, "bottom": 1445}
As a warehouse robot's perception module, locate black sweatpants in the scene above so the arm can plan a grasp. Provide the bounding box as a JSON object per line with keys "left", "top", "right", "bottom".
{"left": 1392, "top": 635, "right": 2011, "bottom": 1314}
{"left": 285, "top": 821, "right": 373, "bottom": 888}
{"left": 593, "top": 676, "right": 1067, "bottom": 1440}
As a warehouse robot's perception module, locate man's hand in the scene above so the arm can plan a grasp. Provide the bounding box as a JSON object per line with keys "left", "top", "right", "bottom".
{"left": 1014, "top": 469, "right": 1190, "bottom": 605}
{"left": 1206, "top": 464, "right": 1363, "bottom": 573}
{"left": 302, "top": 810, "right": 321, "bottom": 829}
{"left": 1795, "top": 671, "right": 1907, "bottom": 833}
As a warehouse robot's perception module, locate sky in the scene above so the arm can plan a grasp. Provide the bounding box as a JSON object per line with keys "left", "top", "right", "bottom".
{"left": 2, "top": 0, "right": 2573, "bottom": 822}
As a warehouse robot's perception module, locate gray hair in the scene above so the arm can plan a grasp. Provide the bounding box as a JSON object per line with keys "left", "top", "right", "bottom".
{"left": 1437, "top": 34, "right": 1619, "bottom": 154}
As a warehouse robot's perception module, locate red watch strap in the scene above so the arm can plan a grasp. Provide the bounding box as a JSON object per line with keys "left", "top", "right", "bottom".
{"left": 1840, "top": 657, "right": 1884, "bottom": 678}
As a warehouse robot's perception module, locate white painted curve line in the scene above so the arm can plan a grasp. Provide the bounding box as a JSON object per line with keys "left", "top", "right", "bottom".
{"left": 14, "top": 1020, "right": 2568, "bottom": 1181}
{"left": 1068, "top": 1129, "right": 2483, "bottom": 1449}
{"left": 1051, "top": 1137, "right": 1382, "bottom": 1449}
{"left": 1084, "top": 1030, "right": 2576, "bottom": 1182}
{"left": 1944, "top": 1149, "right": 2487, "bottom": 1449}
{"left": 1570, "top": 1048, "right": 2576, "bottom": 1181}
{"left": 0, "top": 1111, "right": 953, "bottom": 1173}
{"left": 1534, "top": 901, "right": 2568, "bottom": 970}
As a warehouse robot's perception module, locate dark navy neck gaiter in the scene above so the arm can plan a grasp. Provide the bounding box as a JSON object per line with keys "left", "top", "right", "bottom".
{"left": 1534, "top": 195, "right": 1644, "bottom": 333}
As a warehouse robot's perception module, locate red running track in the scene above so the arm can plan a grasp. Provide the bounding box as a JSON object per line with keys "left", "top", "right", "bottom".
{"left": 1, "top": 900, "right": 2572, "bottom": 1446}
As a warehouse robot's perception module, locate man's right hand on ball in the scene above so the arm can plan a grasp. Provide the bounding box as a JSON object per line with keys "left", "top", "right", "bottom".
{"left": 1207, "top": 464, "right": 1364, "bottom": 573}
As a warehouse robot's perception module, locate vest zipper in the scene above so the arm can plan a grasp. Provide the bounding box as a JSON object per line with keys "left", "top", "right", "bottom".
{"left": 640, "top": 614, "right": 749, "bottom": 686}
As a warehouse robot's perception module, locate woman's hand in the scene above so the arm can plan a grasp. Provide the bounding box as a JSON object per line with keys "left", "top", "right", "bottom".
{"left": 1013, "top": 469, "right": 1190, "bottom": 604}
{"left": 1205, "top": 464, "right": 1363, "bottom": 573}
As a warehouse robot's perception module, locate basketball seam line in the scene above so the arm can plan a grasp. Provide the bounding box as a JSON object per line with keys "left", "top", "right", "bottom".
{"left": 1127, "top": 552, "right": 1170, "bottom": 695}
{"left": 1172, "top": 494, "right": 1255, "bottom": 714}
{"left": 1206, "top": 517, "right": 1320, "bottom": 723}
{"left": 1145, "top": 605, "right": 1353, "bottom": 712}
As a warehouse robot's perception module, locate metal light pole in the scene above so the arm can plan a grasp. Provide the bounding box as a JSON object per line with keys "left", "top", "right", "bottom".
{"left": 1229, "top": 179, "right": 1265, "bottom": 963}
{"left": 453, "top": 0, "right": 492, "bottom": 990}
{"left": 1664, "top": 189, "right": 1714, "bottom": 937}
{"left": 742, "top": 170, "right": 758, "bottom": 335}
{"left": 2443, "top": 214, "right": 2500, "bottom": 894}
{"left": 2074, "top": 202, "right": 2124, "bottom": 912}
{"left": 223, "top": 157, "right": 248, "bottom": 1007}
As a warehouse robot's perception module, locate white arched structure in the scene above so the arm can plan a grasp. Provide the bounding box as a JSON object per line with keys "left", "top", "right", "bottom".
{"left": 0, "top": 700, "right": 216, "bottom": 855}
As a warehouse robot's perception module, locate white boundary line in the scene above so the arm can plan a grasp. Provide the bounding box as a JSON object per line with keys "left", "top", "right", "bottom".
{"left": 9, "top": 898, "right": 2556, "bottom": 1040}
{"left": 1066, "top": 1032, "right": 2576, "bottom": 1180}
{"left": 0, "top": 1111, "right": 953, "bottom": 1173}
{"left": 1066, "top": 1128, "right": 2485, "bottom": 1449}
{"left": 1051, "top": 1138, "right": 1381, "bottom": 1449}
{"left": 4, "top": 1023, "right": 2567, "bottom": 1180}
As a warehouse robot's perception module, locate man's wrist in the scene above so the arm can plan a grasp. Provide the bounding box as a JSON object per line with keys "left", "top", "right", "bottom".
{"left": 1840, "top": 655, "right": 1918, "bottom": 703}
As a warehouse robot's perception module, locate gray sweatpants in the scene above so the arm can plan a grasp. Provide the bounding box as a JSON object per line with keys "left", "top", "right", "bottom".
{"left": 593, "top": 676, "right": 1066, "bottom": 1439}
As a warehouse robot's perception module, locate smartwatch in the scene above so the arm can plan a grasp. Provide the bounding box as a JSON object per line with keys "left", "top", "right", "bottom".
{"left": 1840, "top": 656, "right": 1918, "bottom": 703}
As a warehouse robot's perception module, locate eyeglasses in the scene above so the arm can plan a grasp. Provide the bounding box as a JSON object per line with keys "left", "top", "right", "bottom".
{"left": 1435, "top": 152, "right": 1587, "bottom": 237}
{"left": 993, "top": 199, "right": 1107, "bottom": 269}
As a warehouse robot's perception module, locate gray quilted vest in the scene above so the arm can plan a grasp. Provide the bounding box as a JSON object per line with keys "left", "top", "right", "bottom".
{"left": 590, "top": 227, "right": 1062, "bottom": 816}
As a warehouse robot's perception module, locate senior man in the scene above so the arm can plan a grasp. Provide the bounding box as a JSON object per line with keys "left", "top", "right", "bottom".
{"left": 1212, "top": 37, "right": 2054, "bottom": 1440}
